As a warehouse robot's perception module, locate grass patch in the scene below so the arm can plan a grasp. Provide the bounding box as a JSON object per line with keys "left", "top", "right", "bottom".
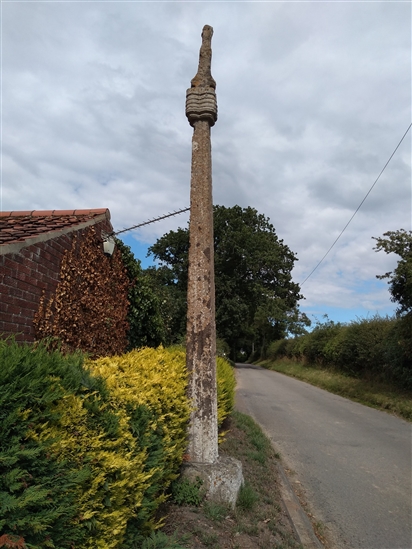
{"left": 141, "top": 531, "right": 189, "bottom": 549}
{"left": 159, "top": 411, "right": 303, "bottom": 548}
{"left": 203, "top": 501, "right": 228, "bottom": 523}
{"left": 232, "top": 412, "right": 271, "bottom": 456}
{"left": 237, "top": 482, "right": 259, "bottom": 511}
{"left": 259, "top": 358, "right": 412, "bottom": 421}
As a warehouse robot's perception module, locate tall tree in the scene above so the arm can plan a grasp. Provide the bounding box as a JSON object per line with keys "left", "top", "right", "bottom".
{"left": 149, "top": 205, "right": 309, "bottom": 359}
{"left": 373, "top": 230, "right": 412, "bottom": 374}
{"left": 116, "top": 238, "right": 167, "bottom": 349}
{"left": 373, "top": 229, "right": 412, "bottom": 316}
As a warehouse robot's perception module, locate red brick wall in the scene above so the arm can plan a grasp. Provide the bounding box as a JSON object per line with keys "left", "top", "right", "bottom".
{"left": 0, "top": 220, "right": 112, "bottom": 343}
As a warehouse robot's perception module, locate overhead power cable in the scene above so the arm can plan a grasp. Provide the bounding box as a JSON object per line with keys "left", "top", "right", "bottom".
{"left": 111, "top": 207, "right": 190, "bottom": 237}
{"left": 300, "top": 122, "right": 412, "bottom": 287}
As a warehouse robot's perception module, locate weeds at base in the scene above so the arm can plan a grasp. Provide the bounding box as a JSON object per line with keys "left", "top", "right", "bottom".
{"left": 155, "top": 411, "right": 304, "bottom": 549}
{"left": 170, "top": 477, "right": 205, "bottom": 507}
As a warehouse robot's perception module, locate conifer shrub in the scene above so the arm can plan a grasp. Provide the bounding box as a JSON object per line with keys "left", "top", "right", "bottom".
{"left": 216, "top": 357, "right": 236, "bottom": 427}
{"left": 87, "top": 347, "right": 191, "bottom": 547}
{"left": 0, "top": 338, "right": 104, "bottom": 548}
{"left": 0, "top": 340, "right": 236, "bottom": 548}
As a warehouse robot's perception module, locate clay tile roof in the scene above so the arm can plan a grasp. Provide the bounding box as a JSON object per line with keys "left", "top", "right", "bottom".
{"left": 0, "top": 209, "right": 110, "bottom": 246}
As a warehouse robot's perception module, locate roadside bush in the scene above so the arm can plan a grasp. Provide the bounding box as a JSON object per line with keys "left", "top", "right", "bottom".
{"left": 332, "top": 316, "right": 393, "bottom": 378}
{"left": 84, "top": 347, "right": 191, "bottom": 547}
{"left": 266, "top": 339, "right": 288, "bottom": 361}
{"left": 0, "top": 342, "right": 190, "bottom": 548}
{"left": 382, "top": 315, "right": 412, "bottom": 389}
{"left": 264, "top": 315, "right": 412, "bottom": 389}
{"left": 216, "top": 357, "right": 236, "bottom": 427}
{"left": 301, "top": 320, "right": 343, "bottom": 365}
{"left": 287, "top": 333, "right": 310, "bottom": 362}
{"left": 0, "top": 338, "right": 105, "bottom": 548}
{"left": 0, "top": 340, "right": 237, "bottom": 549}
{"left": 322, "top": 325, "right": 349, "bottom": 367}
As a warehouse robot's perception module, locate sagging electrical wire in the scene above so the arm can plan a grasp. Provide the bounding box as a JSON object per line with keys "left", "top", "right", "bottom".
{"left": 111, "top": 207, "right": 190, "bottom": 237}
{"left": 300, "top": 122, "right": 412, "bottom": 286}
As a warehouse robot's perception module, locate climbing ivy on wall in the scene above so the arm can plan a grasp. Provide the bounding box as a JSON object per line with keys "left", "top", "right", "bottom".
{"left": 34, "top": 227, "right": 129, "bottom": 357}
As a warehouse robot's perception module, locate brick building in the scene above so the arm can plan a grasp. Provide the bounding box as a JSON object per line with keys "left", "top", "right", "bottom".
{"left": 0, "top": 209, "right": 114, "bottom": 343}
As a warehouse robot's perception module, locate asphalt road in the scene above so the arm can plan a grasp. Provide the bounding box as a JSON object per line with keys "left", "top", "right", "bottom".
{"left": 235, "top": 363, "right": 412, "bottom": 549}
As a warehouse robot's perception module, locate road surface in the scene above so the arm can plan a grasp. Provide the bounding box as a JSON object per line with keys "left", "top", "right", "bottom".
{"left": 235, "top": 363, "right": 412, "bottom": 549}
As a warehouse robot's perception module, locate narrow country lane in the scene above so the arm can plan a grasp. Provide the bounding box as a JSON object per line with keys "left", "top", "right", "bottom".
{"left": 235, "top": 364, "right": 412, "bottom": 549}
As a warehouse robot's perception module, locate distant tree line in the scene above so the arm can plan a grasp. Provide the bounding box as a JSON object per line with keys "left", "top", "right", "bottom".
{"left": 118, "top": 205, "right": 310, "bottom": 361}
{"left": 118, "top": 208, "right": 411, "bottom": 380}
{"left": 267, "top": 229, "right": 412, "bottom": 389}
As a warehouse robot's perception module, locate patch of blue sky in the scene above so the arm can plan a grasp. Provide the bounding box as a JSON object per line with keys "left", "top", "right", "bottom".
{"left": 117, "top": 233, "right": 157, "bottom": 269}
{"left": 302, "top": 278, "right": 397, "bottom": 327}
{"left": 303, "top": 305, "right": 396, "bottom": 329}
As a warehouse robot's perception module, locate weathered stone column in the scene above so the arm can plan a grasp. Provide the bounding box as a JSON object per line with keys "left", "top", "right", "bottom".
{"left": 186, "top": 25, "right": 218, "bottom": 464}
{"left": 183, "top": 25, "right": 243, "bottom": 508}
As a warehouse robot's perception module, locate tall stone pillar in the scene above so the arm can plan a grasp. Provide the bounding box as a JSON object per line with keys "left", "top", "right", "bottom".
{"left": 183, "top": 26, "right": 243, "bottom": 508}
{"left": 185, "top": 25, "right": 218, "bottom": 464}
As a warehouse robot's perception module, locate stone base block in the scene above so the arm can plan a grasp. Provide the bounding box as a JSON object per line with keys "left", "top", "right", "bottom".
{"left": 181, "top": 456, "right": 243, "bottom": 509}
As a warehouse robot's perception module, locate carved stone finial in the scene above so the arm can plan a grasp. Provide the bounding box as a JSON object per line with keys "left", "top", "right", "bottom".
{"left": 186, "top": 25, "right": 218, "bottom": 127}
{"left": 191, "top": 25, "right": 216, "bottom": 90}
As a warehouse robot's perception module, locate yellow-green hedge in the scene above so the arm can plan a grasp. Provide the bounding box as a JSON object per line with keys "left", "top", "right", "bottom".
{"left": 216, "top": 356, "right": 236, "bottom": 427}
{"left": 88, "top": 347, "right": 192, "bottom": 546}
{"left": 4, "top": 343, "right": 236, "bottom": 549}
{"left": 25, "top": 347, "right": 189, "bottom": 548}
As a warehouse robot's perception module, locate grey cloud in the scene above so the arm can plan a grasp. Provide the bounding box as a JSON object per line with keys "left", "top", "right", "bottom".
{"left": 2, "top": 1, "right": 410, "bottom": 321}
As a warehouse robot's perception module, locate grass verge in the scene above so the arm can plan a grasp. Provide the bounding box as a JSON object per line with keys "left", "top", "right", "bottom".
{"left": 157, "top": 411, "right": 303, "bottom": 549}
{"left": 258, "top": 358, "right": 412, "bottom": 422}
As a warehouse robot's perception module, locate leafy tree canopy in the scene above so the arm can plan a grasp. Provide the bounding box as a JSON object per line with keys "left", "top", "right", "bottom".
{"left": 115, "top": 238, "right": 167, "bottom": 349}
{"left": 149, "top": 205, "right": 309, "bottom": 359}
{"left": 373, "top": 229, "right": 412, "bottom": 317}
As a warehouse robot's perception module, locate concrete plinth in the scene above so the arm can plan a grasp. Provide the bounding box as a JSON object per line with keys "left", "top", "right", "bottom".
{"left": 181, "top": 456, "right": 244, "bottom": 509}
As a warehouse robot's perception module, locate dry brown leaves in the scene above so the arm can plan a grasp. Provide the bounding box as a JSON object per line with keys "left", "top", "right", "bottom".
{"left": 34, "top": 227, "right": 129, "bottom": 357}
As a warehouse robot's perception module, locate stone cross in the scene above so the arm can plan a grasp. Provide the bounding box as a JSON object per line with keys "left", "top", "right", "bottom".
{"left": 185, "top": 25, "right": 218, "bottom": 464}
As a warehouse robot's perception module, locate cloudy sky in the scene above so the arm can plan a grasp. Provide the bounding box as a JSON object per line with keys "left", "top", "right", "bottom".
{"left": 2, "top": 1, "right": 411, "bottom": 325}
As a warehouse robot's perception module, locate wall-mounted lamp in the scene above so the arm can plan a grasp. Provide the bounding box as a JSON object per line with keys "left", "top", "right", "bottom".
{"left": 102, "top": 235, "right": 116, "bottom": 256}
